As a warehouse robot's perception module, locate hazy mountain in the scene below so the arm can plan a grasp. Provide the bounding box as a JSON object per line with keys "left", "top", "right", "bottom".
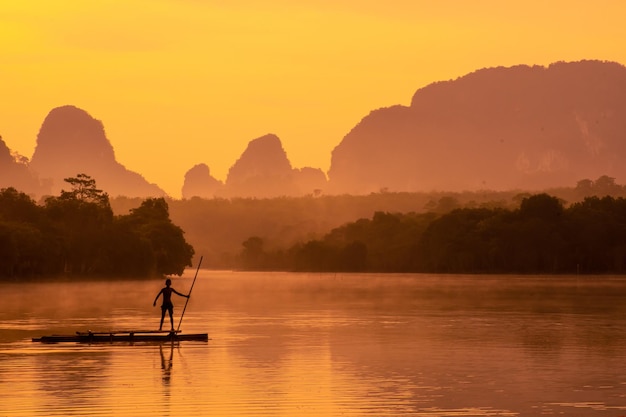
{"left": 0, "top": 136, "right": 50, "bottom": 197}
{"left": 218, "top": 134, "right": 327, "bottom": 198}
{"left": 7, "top": 60, "right": 626, "bottom": 200}
{"left": 29, "top": 105, "right": 166, "bottom": 198}
{"left": 328, "top": 60, "right": 626, "bottom": 194}
{"left": 181, "top": 163, "right": 223, "bottom": 199}
{"left": 292, "top": 166, "right": 328, "bottom": 196}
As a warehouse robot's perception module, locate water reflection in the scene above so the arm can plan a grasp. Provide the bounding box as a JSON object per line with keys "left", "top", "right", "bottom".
{"left": 3, "top": 273, "right": 626, "bottom": 416}
{"left": 34, "top": 348, "right": 111, "bottom": 413}
{"left": 160, "top": 343, "right": 174, "bottom": 384}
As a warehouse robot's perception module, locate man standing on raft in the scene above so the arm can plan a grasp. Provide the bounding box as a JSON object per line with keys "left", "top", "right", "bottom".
{"left": 153, "top": 278, "right": 189, "bottom": 331}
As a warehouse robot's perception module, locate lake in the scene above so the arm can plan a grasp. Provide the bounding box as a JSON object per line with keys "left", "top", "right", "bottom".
{"left": 2, "top": 271, "right": 626, "bottom": 416}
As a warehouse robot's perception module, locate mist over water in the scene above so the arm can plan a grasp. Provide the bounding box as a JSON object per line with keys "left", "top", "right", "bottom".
{"left": 2, "top": 272, "right": 626, "bottom": 416}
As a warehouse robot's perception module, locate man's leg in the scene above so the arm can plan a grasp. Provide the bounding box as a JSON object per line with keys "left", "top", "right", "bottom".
{"left": 159, "top": 308, "right": 166, "bottom": 330}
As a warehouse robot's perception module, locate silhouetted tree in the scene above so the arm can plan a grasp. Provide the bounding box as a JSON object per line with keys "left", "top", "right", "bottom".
{"left": 418, "top": 208, "right": 497, "bottom": 272}
{"left": 0, "top": 187, "right": 43, "bottom": 224}
{"left": 575, "top": 179, "right": 594, "bottom": 199}
{"left": 566, "top": 196, "right": 626, "bottom": 272}
{"left": 43, "top": 174, "right": 114, "bottom": 274}
{"left": 0, "top": 188, "right": 46, "bottom": 277}
{"left": 0, "top": 176, "right": 195, "bottom": 279}
{"left": 514, "top": 194, "right": 567, "bottom": 272}
{"left": 293, "top": 240, "right": 336, "bottom": 271}
{"left": 0, "top": 221, "right": 45, "bottom": 277}
{"left": 339, "top": 241, "right": 367, "bottom": 271}
{"left": 119, "top": 198, "right": 194, "bottom": 276}
{"left": 61, "top": 173, "right": 109, "bottom": 205}
{"left": 594, "top": 175, "right": 622, "bottom": 197}
{"left": 241, "top": 236, "right": 265, "bottom": 269}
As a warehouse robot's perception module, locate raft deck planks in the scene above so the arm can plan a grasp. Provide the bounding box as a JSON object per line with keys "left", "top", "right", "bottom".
{"left": 32, "top": 329, "right": 209, "bottom": 343}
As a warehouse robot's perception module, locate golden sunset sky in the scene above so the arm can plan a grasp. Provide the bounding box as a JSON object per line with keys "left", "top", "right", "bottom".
{"left": 1, "top": 0, "right": 625, "bottom": 197}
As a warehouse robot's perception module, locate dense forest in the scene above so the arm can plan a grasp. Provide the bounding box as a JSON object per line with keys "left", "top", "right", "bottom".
{"left": 108, "top": 175, "right": 618, "bottom": 270}
{"left": 240, "top": 193, "right": 626, "bottom": 274}
{"left": 0, "top": 174, "right": 193, "bottom": 279}
{"left": 2, "top": 174, "right": 626, "bottom": 277}
{"left": 112, "top": 175, "right": 626, "bottom": 274}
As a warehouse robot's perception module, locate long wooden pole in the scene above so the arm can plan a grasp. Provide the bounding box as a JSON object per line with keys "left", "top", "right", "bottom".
{"left": 177, "top": 255, "right": 203, "bottom": 332}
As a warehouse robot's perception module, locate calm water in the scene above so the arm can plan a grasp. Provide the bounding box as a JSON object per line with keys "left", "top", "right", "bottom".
{"left": 2, "top": 271, "right": 626, "bottom": 417}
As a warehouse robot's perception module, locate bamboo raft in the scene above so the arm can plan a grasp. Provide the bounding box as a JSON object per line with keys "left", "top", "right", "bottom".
{"left": 32, "top": 329, "right": 209, "bottom": 343}
{"left": 34, "top": 258, "right": 208, "bottom": 344}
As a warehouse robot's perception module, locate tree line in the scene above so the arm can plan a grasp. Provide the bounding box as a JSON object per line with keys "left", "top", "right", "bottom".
{"left": 0, "top": 174, "right": 194, "bottom": 279}
{"left": 239, "top": 193, "right": 626, "bottom": 274}
{"left": 3, "top": 173, "right": 624, "bottom": 277}
{"left": 162, "top": 174, "right": 626, "bottom": 270}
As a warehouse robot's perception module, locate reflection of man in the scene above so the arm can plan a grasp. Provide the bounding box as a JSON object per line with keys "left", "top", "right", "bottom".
{"left": 160, "top": 344, "right": 174, "bottom": 383}
{"left": 153, "top": 278, "right": 189, "bottom": 331}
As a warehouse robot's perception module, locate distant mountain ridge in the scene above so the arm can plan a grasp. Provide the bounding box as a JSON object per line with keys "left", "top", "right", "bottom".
{"left": 181, "top": 134, "right": 327, "bottom": 199}
{"left": 30, "top": 105, "right": 166, "bottom": 198}
{"left": 328, "top": 60, "right": 626, "bottom": 193}
{"left": 0, "top": 136, "right": 49, "bottom": 196}
{"left": 1, "top": 60, "right": 625, "bottom": 199}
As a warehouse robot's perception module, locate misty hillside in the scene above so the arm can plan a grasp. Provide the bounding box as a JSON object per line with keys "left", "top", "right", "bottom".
{"left": 0, "top": 136, "right": 49, "bottom": 196}
{"left": 2, "top": 60, "right": 626, "bottom": 200}
{"left": 328, "top": 60, "right": 626, "bottom": 194}
{"left": 113, "top": 174, "right": 626, "bottom": 270}
{"left": 30, "top": 106, "right": 166, "bottom": 198}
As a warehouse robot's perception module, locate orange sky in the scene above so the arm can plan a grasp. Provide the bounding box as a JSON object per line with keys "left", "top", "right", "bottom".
{"left": 1, "top": 1, "right": 625, "bottom": 198}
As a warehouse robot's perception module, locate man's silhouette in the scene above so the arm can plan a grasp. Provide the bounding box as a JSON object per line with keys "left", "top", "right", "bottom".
{"left": 153, "top": 278, "right": 189, "bottom": 331}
